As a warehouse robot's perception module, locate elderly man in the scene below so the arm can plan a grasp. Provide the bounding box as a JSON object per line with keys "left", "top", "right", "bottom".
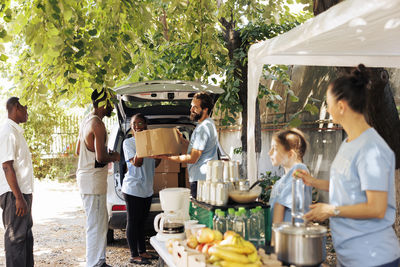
{"left": 76, "top": 89, "right": 120, "bottom": 267}
{"left": 0, "top": 97, "right": 34, "bottom": 267}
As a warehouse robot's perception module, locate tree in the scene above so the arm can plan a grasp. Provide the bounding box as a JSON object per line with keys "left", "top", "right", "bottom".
{"left": 0, "top": 0, "right": 313, "bottom": 172}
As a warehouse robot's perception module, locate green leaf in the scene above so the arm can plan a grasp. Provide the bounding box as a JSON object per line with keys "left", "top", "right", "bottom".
{"left": 88, "top": 29, "right": 97, "bottom": 36}
{"left": 289, "top": 118, "right": 302, "bottom": 127}
{"left": 75, "top": 64, "right": 85, "bottom": 71}
{"left": 0, "top": 54, "right": 8, "bottom": 61}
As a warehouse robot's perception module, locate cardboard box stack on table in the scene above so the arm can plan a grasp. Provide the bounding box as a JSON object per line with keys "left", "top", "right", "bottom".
{"left": 134, "top": 127, "right": 185, "bottom": 194}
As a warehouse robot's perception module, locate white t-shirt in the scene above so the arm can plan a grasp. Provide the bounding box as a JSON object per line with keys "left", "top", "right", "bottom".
{"left": 0, "top": 118, "right": 34, "bottom": 195}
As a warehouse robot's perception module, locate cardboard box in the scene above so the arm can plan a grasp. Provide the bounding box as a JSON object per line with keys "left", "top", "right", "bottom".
{"left": 155, "top": 159, "right": 180, "bottom": 173}
{"left": 173, "top": 241, "right": 205, "bottom": 267}
{"left": 135, "top": 128, "right": 181, "bottom": 158}
{"left": 153, "top": 173, "right": 178, "bottom": 194}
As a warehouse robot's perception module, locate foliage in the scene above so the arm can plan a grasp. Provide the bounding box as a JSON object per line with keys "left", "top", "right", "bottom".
{"left": 21, "top": 97, "right": 66, "bottom": 179}
{"left": 259, "top": 171, "right": 281, "bottom": 203}
{"left": 1, "top": 0, "right": 312, "bottom": 106}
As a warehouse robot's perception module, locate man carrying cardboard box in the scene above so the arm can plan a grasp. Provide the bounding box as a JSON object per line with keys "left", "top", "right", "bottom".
{"left": 156, "top": 92, "right": 218, "bottom": 198}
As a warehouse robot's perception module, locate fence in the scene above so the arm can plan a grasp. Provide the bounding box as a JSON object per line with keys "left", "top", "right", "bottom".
{"left": 48, "top": 115, "right": 118, "bottom": 157}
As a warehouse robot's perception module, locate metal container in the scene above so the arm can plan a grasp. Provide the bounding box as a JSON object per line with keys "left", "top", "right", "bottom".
{"left": 273, "top": 222, "right": 327, "bottom": 267}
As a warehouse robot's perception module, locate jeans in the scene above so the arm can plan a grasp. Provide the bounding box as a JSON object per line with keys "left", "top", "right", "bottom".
{"left": 0, "top": 192, "right": 34, "bottom": 267}
{"left": 81, "top": 194, "right": 108, "bottom": 267}
{"left": 123, "top": 193, "right": 152, "bottom": 257}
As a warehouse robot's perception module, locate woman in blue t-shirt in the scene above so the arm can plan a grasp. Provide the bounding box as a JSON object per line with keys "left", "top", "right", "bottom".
{"left": 295, "top": 64, "right": 400, "bottom": 267}
{"left": 268, "top": 128, "right": 312, "bottom": 245}
{"left": 122, "top": 113, "right": 161, "bottom": 265}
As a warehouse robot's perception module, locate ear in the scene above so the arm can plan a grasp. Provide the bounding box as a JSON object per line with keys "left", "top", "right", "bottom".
{"left": 337, "top": 100, "right": 346, "bottom": 115}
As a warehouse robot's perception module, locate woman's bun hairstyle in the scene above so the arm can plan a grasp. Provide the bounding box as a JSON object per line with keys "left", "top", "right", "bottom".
{"left": 329, "top": 64, "right": 370, "bottom": 114}
{"left": 273, "top": 128, "right": 307, "bottom": 161}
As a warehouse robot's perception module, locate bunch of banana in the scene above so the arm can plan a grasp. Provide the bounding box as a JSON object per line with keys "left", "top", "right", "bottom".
{"left": 207, "top": 231, "right": 261, "bottom": 267}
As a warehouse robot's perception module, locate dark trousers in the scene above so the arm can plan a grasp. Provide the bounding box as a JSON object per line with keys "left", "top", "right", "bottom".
{"left": 123, "top": 193, "right": 152, "bottom": 257}
{"left": 0, "top": 192, "right": 34, "bottom": 267}
{"left": 190, "top": 181, "right": 197, "bottom": 199}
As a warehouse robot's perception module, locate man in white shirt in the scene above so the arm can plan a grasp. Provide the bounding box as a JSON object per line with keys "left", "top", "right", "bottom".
{"left": 0, "top": 97, "right": 34, "bottom": 267}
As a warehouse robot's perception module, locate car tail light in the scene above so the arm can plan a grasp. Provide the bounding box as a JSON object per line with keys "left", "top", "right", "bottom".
{"left": 112, "top": 205, "right": 126, "bottom": 211}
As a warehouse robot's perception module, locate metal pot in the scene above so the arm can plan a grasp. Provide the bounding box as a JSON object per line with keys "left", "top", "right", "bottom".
{"left": 273, "top": 222, "right": 327, "bottom": 267}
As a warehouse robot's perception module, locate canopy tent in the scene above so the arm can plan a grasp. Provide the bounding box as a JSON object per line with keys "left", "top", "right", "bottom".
{"left": 247, "top": 0, "right": 400, "bottom": 183}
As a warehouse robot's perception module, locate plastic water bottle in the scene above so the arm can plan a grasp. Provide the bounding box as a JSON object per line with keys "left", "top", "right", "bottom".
{"left": 226, "top": 208, "right": 235, "bottom": 231}
{"left": 233, "top": 210, "right": 246, "bottom": 239}
{"left": 247, "top": 209, "right": 259, "bottom": 246}
{"left": 215, "top": 210, "right": 226, "bottom": 233}
{"left": 213, "top": 209, "right": 221, "bottom": 230}
{"left": 255, "top": 206, "right": 265, "bottom": 246}
{"left": 292, "top": 177, "right": 305, "bottom": 221}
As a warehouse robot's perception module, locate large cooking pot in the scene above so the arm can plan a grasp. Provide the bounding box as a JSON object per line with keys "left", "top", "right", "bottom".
{"left": 273, "top": 222, "right": 327, "bottom": 267}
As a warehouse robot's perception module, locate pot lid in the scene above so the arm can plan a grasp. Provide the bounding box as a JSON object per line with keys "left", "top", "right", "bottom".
{"left": 272, "top": 222, "right": 327, "bottom": 235}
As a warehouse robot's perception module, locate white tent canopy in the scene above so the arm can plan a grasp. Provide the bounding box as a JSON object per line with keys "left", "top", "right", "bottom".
{"left": 247, "top": 0, "right": 400, "bottom": 183}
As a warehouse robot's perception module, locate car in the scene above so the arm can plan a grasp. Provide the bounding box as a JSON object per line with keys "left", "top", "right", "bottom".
{"left": 106, "top": 80, "right": 227, "bottom": 243}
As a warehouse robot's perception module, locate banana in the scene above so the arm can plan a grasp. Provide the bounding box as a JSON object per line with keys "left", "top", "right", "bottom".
{"left": 247, "top": 250, "right": 260, "bottom": 263}
{"left": 219, "top": 260, "right": 261, "bottom": 267}
{"left": 218, "top": 244, "right": 255, "bottom": 255}
{"left": 242, "top": 240, "right": 257, "bottom": 252}
{"left": 208, "top": 246, "right": 251, "bottom": 264}
{"left": 207, "top": 254, "right": 221, "bottom": 264}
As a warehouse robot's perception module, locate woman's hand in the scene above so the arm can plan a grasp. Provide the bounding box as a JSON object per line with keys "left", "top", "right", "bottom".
{"left": 293, "top": 169, "right": 314, "bottom": 186}
{"left": 304, "top": 203, "right": 335, "bottom": 222}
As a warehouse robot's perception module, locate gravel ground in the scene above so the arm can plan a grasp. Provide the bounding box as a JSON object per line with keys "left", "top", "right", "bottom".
{"left": 0, "top": 180, "right": 336, "bottom": 267}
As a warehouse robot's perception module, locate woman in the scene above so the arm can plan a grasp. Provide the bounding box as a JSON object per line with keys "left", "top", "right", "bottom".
{"left": 295, "top": 64, "right": 400, "bottom": 267}
{"left": 122, "top": 113, "right": 161, "bottom": 265}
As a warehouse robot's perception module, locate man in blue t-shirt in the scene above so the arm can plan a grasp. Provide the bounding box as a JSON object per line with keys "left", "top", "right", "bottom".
{"left": 158, "top": 92, "right": 218, "bottom": 198}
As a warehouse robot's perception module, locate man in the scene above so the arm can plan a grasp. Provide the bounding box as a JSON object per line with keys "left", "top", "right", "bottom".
{"left": 0, "top": 97, "right": 34, "bottom": 267}
{"left": 158, "top": 92, "right": 218, "bottom": 198}
{"left": 76, "top": 89, "right": 120, "bottom": 267}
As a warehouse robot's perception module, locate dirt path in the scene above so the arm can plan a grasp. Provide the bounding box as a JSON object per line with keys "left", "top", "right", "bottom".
{"left": 0, "top": 180, "right": 158, "bottom": 267}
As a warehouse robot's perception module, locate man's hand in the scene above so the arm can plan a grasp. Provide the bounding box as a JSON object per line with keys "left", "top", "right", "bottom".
{"left": 109, "top": 151, "right": 120, "bottom": 162}
{"left": 15, "top": 196, "right": 28, "bottom": 217}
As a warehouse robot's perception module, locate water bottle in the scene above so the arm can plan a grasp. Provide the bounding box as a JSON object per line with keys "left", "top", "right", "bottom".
{"left": 233, "top": 210, "right": 246, "bottom": 239}
{"left": 215, "top": 210, "right": 226, "bottom": 233}
{"left": 247, "top": 209, "right": 259, "bottom": 246}
{"left": 213, "top": 209, "right": 221, "bottom": 230}
{"left": 292, "top": 177, "right": 305, "bottom": 221}
{"left": 226, "top": 208, "right": 235, "bottom": 231}
{"left": 255, "top": 206, "right": 265, "bottom": 246}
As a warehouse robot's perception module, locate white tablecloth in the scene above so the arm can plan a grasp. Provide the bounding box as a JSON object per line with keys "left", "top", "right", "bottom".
{"left": 150, "top": 236, "right": 177, "bottom": 267}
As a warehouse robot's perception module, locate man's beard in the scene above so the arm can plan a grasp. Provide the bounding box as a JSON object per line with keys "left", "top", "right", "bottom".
{"left": 190, "top": 110, "right": 203, "bottom": 121}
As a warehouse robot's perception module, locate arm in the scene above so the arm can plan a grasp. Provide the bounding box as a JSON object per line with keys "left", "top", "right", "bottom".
{"left": 304, "top": 190, "right": 388, "bottom": 222}
{"left": 271, "top": 203, "right": 285, "bottom": 246}
{"left": 294, "top": 169, "right": 330, "bottom": 192}
{"left": 129, "top": 155, "right": 144, "bottom": 167}
{"left": 2, "top": 161, "right": 27, "bottom": 216}
{"left": 93, "top": 120, "right": 120, "bottom": 163}
{"left": 162, "top": 148, "right": 202, "bottom": 164}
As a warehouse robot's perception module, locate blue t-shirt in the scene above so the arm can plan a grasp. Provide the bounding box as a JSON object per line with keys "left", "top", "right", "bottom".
{"left": 329, "top": 128, "right": 400, "bottom": 266}
{"left": 122, "top": 137, "right": 155, "bottom": 198}
{"left": 187, "top": 118, "right": 218, "bottom": 182}
{"left": 269, "top": 163, "right": 312, "bottom": 222}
